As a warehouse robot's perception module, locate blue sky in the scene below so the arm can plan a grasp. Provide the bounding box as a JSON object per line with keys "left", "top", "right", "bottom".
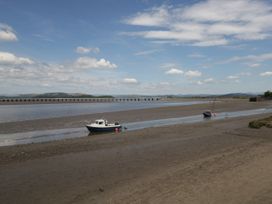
{"left": 0, "top": 0, "right": 272, "bottom": 95}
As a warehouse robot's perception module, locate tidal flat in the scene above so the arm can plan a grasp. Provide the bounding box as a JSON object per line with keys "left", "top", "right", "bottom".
{"left": 1, "top": 99, "right": 272, "bottom": 204}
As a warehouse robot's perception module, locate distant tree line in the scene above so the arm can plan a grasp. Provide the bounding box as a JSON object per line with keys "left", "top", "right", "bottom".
{"left": 264, "top": 90, "right": 272, "bottom": 98}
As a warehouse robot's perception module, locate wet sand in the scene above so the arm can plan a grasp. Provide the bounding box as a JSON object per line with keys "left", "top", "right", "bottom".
{"left": 0, "top": 99, "right": 271, "bottom": 134}
{"left": 1, "top": 99, "right": 272, "bottom": 204}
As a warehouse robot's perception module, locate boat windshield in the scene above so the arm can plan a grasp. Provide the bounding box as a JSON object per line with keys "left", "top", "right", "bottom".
{"left": 95, "top": 120, "right": 104, "bottom": 125}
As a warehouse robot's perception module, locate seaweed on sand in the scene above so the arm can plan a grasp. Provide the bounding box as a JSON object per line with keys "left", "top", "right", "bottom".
{"left": 248, "top": 116, "right": 272, "bottom": 129}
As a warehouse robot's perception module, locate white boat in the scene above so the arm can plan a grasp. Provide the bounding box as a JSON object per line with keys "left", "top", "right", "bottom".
{"left": 86, "top": 119, "right": 122, "bottom": 133}
{"left": 203, "top": 110, "right": 216, "bottom": 118}
{"left": 203, "top": 110, "right": 213, "bottom": 118}
{"left": 203, "top": 98, "right": 217, "bottom": 118}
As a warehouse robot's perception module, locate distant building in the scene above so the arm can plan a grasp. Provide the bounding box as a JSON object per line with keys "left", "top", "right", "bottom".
{"left": 249, "top": 96, "right": 264, "bottom": 102}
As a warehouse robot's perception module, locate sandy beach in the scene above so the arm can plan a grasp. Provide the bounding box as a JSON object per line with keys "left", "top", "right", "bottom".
{"left": 1, "top": 99, "right": 272, "bottom": 204}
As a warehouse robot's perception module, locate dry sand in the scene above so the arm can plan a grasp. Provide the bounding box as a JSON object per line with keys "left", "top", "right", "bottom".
{"left": 0, "top": 99, "right": 272, "bottom": 204}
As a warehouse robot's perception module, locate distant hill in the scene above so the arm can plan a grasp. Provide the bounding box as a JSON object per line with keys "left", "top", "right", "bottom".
{"left": 33, "top": 93, "right": 114, "bottom": 98}
{"left": 0, "top": 92, "right": 114, "bottom": 98}
{"left": 166, "top": 93, "right": 260, "bottom": 99}
{"left": 32, "top": 92, "right": 93, "bottom": 98}
{"left": 0, "top": 92, "right": 261, "bottom": 99}
{"left": 218, "top": 93, "right": 259, "bottom": 98}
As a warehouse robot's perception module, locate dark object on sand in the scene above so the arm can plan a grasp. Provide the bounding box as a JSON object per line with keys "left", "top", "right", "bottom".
{"left": 203, "top": 111, "right": 214, "bottom": 118}
{"left": 248, "top": 116, "right": 272, "bottom": 129}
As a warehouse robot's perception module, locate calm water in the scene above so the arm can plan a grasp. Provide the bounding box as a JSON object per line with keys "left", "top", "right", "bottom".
{"left": 0, "top": 101, "right": 208, "bottom": 123}
{"left": 0, "top": 108, "right": 271, "bottom": 147}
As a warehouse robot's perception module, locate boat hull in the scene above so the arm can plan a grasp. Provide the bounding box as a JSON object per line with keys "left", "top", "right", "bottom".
{"left": 86, "top": 125, "right": 122, "bottom": 133}
{"left": 203, "top": 111, "right": 212, "bottom": 118}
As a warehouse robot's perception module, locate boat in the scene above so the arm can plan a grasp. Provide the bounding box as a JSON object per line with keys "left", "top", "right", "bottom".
{"left": 203, "top": 110, "right": 213, "bottom": 118}
{"left": 203, "top": 110, "right": 217, "bottom": 118}
{"left": 203, "top": 98, "right": 217, "bottom": 118}
{"left": 86, "top": 119, "right": 122, "bottom": 133}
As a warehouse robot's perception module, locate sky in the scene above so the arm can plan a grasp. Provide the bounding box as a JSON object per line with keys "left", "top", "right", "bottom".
{"left": 0, "top": 0, "right": 272, "bottom": 95}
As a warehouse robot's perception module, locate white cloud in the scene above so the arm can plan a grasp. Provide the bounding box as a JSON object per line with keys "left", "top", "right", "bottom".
{"left": 159, "top": 82, "right": 170, "bottom": 86}
{"left": 196, "top": 81, "right": 203, "bottom": 85}
{"left": 203, "top": 78, "right": 214, "bottom": 83}
{"left": 134, "top": 49, "right": 161, "bottom": 56}
{"left": 193, "top": 39, "right": 228, "bottom": 47}
{"left": 75, "top": 46, "right": 100, "bottom": 54}
{"left": 161, "top": 63, "right": 178, "bottom": 69}
{"left": 0, "top": 52, "right": 144, "bottom": 94}
{"left": 165, "top": 68, "right": 183, "bottom": 75}
{"left": 75, "top": 57, "right": 117, "bottom": 69}
{"left": 0, "top": 24, "right": 17, "bottom": 42}
{"left": 224, "top": 53, "right": 272, "bottom": 63}
{"left": 0, "top": 58, "right": 120, "bottom": 93}
{"left": 196, "top": 78, "right": 214, "bottom": 85}
{"left": 248, "top": 63, "right": 261, "bottom": 68}
{"left": 185, "top": 70, "right": 202, "bottom": 77}
{"left": 0, "top": 51, "right": 34, "bottom": 65}
{"left": 260, "top": 71, "right": 272, "bottom": 76}
{"left": 225, "top": 72, "right": 251, "bottom": 81}
{"left": 181, "top": 0, "right": 270, "bottom": 23}
{"left": 227, "top": 75, "right": 240, "bottom": 79}
{"left": 123, "top": 0, "right": 272, "bottom": 46}
{"left": 239, "top": 72, "right": 251, "bottom": 76}
{"left": 122, "top": 78, "right": 139, "bottom": 84}
{"left": 188, "top": 53, "right": 205, "bottom": 58}
{"left": 0, "top": 52, "right": 118, "bottom": 93}
{"left": 124, "top": 5, "right": 169, "bottom": 26}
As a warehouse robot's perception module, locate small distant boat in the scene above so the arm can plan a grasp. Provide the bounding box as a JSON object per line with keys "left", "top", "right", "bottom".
{"left": 86, "top": 119, "right": 122, "bottom": 133}
{"left": 203, "top": 110, "right": 215, "bottom": 118}
{"left": 203, "top": 98, "right": 217, "bottom": 118}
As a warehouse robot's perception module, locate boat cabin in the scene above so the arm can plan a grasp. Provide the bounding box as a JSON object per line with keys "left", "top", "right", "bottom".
{"left": 95, "top": 119, "right": 108, "bottom": 126}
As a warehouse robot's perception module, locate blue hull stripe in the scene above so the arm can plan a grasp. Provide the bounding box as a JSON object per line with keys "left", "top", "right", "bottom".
{"left": 86, "top": 126, "right": 122, "bottom": 133}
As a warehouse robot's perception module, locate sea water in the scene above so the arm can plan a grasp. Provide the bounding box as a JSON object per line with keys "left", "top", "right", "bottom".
{"left": 0, "top": 101, "right": 208, "bottom": 123}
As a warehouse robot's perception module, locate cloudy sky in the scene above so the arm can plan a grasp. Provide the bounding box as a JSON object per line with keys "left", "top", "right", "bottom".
{"left": 0, "top": 0, "right": 272, "bottom": 95}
